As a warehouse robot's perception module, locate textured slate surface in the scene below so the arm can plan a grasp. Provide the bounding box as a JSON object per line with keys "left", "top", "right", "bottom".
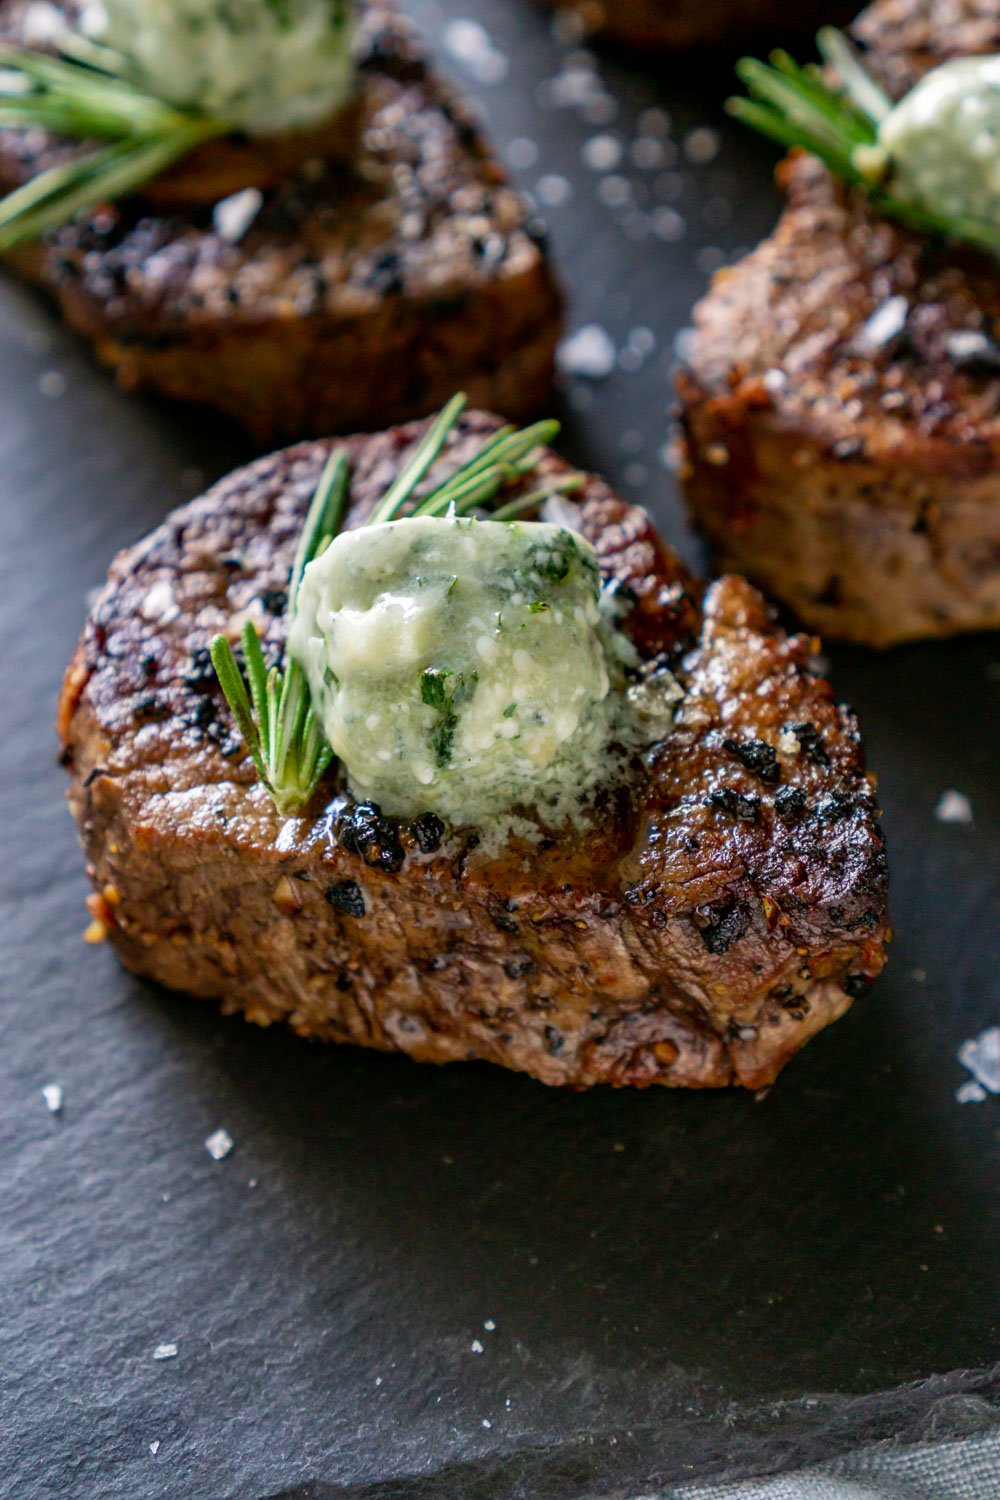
{"left": 2, "top": 3, "right": 998, "bottom": 1497}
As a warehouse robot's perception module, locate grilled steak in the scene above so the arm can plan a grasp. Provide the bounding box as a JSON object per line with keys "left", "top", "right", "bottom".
{"left": 542, "top": 0, "right": 855, "bottom": 51}
{"left": 59, "top": 411, "right": 888, "bottom": 1090}
{"left": 677, "top": 0, "right": 1000, "bottom": 647}
{"left": 0, "top": 0, "right": 561, "bottom": 444}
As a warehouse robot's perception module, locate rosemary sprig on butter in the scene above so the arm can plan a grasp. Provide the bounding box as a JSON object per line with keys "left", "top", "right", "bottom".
{"left": 729, "top": 28, "right": 1000, "bottom": 255}
{"left": 211, "top": 393, "right": 584, "bottom": 814}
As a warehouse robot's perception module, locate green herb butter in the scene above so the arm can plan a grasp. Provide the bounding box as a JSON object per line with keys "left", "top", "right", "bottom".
{"left": 879, "top": 55, "right": 1000, "bottom": 227}
{"left": 288, "top": 516, "right": 631, "bottom": 835}
{"left": 96, "top": 0, "right": 355, "bottom": 135}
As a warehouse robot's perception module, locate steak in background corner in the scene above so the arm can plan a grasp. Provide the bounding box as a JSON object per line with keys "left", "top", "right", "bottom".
{"left": 541, "top": 0, "right": 855, "bottom": 51}
{"left": 677, "top": 0, "right": 1000, "bottom": 647}
{"left": 59, "top": 411, "right": 889, "bottom": 1090}
{"left": 0, "top": 0, "right": 561, "bottom": 445}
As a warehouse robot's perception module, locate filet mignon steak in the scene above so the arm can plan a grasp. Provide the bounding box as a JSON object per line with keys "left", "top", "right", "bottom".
{"left": 0, "top": 0, "right": 561, "bottom": 444}
{"left": 59, "top": 412, "right": 889, "bottom": 1089}
{"left": 677, "top": 0, "right": 1000, "bottom": 647}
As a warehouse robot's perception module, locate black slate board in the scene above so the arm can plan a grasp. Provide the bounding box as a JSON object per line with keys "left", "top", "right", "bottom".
{"left": 2, "top": 4, "right": 998, "bottom": 1496}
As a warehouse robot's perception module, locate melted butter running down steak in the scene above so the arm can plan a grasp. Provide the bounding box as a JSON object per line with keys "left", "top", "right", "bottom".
{"left": 59, "top": 413, "right": 889, "bottom": 1089}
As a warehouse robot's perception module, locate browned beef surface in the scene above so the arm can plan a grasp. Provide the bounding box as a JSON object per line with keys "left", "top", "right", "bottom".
{"left": 60, "top": 411, "right": 888, "bottom": 1089}
{"left": 0, "top": 0, "right": 561, "bottom": 443}
{"left": 678, "top": 0, "right": 1000, "bottom": 646}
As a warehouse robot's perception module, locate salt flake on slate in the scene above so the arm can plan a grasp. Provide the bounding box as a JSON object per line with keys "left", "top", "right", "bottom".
{"left": 483, "top": 1319, "right": 496, "bottom": 1331}
{"left": 41, "top": 1083, "right": 63, "bottom": 1114}
{"left": 205, "top": 1128, "right": 234, "bottom": 1161}
{"left": 149, "top": 1440, "right": 161, "bottom": 1456}
{"left": 470, "top": 1338, "right": 484, "bottom": 1353}
{"left": 582, "top": 133, "right": 622, "bottom": 171}
{"left": 152, "top": 1343, "right": 178, "bottom": 1361}
{"left": 557, "top": 325, "right": 615, "bottom": 379}
{"left": 936, "top": 789, "right": 973, "bottom": 824}
{"left": 957, "top": 1027, "right": 1000, "bottom": 1100}
{"left": 442, "top": 19, "right": 508, "bottom": 85}
{"left": 535, "top": 173, "right": 572, "bottom": 208}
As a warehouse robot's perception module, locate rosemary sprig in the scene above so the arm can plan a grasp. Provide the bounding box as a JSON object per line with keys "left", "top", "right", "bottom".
{"left": 210, "top": 449, "right": 348, "bottom": 815}
{"left": 728, "top": 28, "right": 1000, "bottom": 255}
{"left": 0, "top": 44, "right": 226, "bottom": 250}
{"left": 210, "top": 393, "right": 582, "bottom": 813}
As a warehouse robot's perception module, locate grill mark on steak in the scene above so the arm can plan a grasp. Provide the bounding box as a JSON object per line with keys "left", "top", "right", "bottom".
{"left": 677, "top": 0, "right": 1000, "bottom": 646}
{"left": 59, "top": 411, "right": 889, "bottom": 1089}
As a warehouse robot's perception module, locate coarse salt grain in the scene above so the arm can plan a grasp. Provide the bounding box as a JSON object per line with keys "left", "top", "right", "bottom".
{"left": 41, "top": 1083, "right": 63, "bottom": 1114}
{"left": 935, "top": 790, "right": 973, "bottom": 824}
{"left": 152, "top": 1343, "right": 178, "bottom": 1361}
{"left": 557, "top": 324, "right": 615, "bottom": 379}
{"left": 205, "top": 1128, "right": 234, "bottom": 1161}
{"left": 213, "top": 188, "right": 262, "bottom": 243}
{"left": 442, "top": 18, "right": 507, "bottom": 85}
{"left": 957, "top": 1027, "right": 1000, "bottom": 1098}
{"left": 470, "top": 1338, "right": 484, "bottom": 1353}
{"left": 581, "top": 133, "right": 622, "bottom": 171}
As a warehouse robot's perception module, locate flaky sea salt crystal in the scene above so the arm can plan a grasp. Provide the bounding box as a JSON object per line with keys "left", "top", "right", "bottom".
{"left": 442, "top": 19, "right": 508, "bottom": 85}
{"left": 41, "top": 1083, "right": 63, "bottom": 1114}
{"left": 205, "top": 1128, "right": 234, "bottom": 1161}
{"left": 213, "top": 188, "right": 263, "bottom": 243}
{"left": 470, "top": 1338, "right": 484, "bottom": 1354}
{"left": 153, "top": 1343, "right": 178, "bottom": 1361}
{"left": 958, "top": 1027, "right": 1000, "bottom": 1096}
{"left": 557, "top": 325, "right": 615, "bottom": 379}
{"left": 581, "top": 133, "right": 622, "bottom": 171}
{"left": 936, "top": 789, "right": 973, "bottom": 824}
{"left": 535, "top": 173, "right": 572, "bottom": 208}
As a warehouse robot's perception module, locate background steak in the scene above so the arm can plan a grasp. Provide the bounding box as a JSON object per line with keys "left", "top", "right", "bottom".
{"left": 0, "top": 0, "right": 561, "bottom": 443}
{"left": 678, "top": 0, "right": 1000, "bottom": 647}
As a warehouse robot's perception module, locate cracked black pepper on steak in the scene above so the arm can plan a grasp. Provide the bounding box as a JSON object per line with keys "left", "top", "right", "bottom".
{"left": 60, "top": 411, "right": 888, "bottom": 1089}
{"left": 0, "top": 0, "right": 561, "bottom": 443}
{"left": 677, "top": 0, "right": 1000, "bottom": 647}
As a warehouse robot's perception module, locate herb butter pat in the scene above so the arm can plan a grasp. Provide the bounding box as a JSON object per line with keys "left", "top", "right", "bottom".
{"left": 288, "top": 517, "right": 631, "bottom": 835}
{"left": 879, "top": 55, "right": 1000, "bottom": 227}
{"left": 93, "top": 0, "right": 355, "bottom": 135}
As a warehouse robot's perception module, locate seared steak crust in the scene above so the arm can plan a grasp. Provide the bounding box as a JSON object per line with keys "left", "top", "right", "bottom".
{"left": 60, "top": 412, "right": 888, "bottom": 1089}
{"left": 678, "top": 0, "right": 1000, "bottom": 646}
{"left": 543, "top": 0, "right": 855, "bottom": 50}
{"left": 0, "top": 0, "right": 560, "bottom": 443}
